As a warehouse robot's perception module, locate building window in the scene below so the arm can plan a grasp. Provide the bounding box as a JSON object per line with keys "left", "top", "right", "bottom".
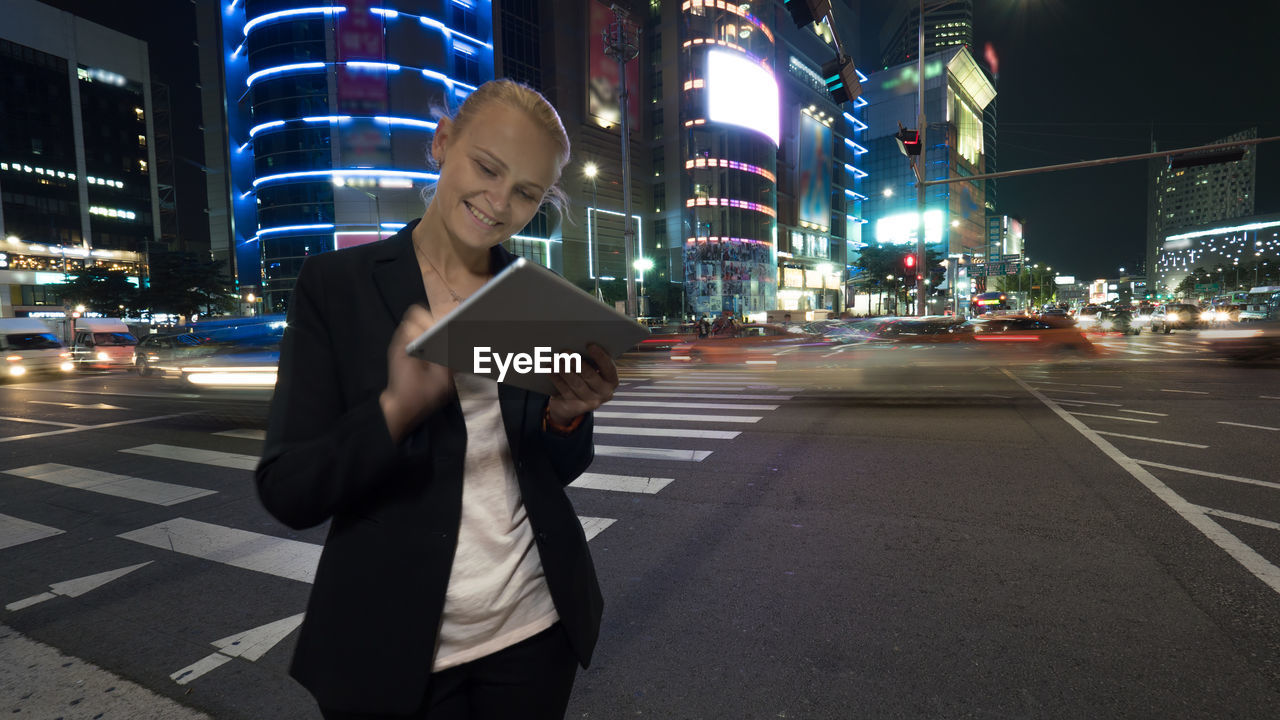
{"left": 653, "top": 184, "right": 664, "bottom": 213}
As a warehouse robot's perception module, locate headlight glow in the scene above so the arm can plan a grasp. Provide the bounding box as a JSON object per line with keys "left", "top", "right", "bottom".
{"left": 60, "top": 361, "right": 75, "bottom": 372}
{"left": 1101, "top": 320, "right": 1114, "bottom": 329}
{"left": 1169, "top": 313, "right": 1181, "bottom": 322}
{"left": 96, "top": 351, "right": 111, "bottom": 361}
{"left": 8, "top": 365, "right": 25, "bottom": 376}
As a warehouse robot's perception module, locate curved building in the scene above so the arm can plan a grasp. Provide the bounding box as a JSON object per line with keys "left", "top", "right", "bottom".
{"left": 222, "top": 0, "right": 494, "bottom": 311}
{"left": 678, "top": 0, "right": 779, "bottom": 318}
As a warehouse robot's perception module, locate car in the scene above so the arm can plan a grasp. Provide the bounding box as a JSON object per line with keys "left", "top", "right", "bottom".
{"left": 966, "top": 314, "right": 1098, "bottom": 354}
{"left": 1198, "top": 320, "right": 1280, "bottom": 362}
{"left": 1098, "top": 309, "right": 1140, "bottom": 335}
{"left": 670, "top": 323, "right": 830, "bottom": 365}
{"left": 0, "top": 318, "right": 75, "bottom": 379}
{"left": 1074, "top": 305, "right": 1107, "bottom": 329}
{"left": 1149, "top": 303, "right": 1202, "bottom": 333}
{"left": 631, "top": 323, "right": 697, "bottom": 352}
{"left": 132, "top": 333, "right": 213, "bottom": 376}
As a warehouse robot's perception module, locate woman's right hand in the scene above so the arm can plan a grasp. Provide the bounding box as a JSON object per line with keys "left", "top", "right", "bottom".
{"left": 380, "top": 304, "right": 454, "bottom": 443}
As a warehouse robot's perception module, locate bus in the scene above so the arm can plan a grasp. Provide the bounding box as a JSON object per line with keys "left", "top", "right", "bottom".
{"left": 970, "top": 291, "right": 1009, "bottom": 315}
{"left": 1240, "top": 286, "right": 1280, "bottom": 322}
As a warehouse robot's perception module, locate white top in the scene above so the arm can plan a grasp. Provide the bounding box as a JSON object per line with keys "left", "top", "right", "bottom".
{"left": 432, "top": 373, "right": 559, "bottom": 671}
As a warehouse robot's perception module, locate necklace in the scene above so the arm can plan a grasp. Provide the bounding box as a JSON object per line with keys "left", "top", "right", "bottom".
{"left": 414, "top": 240, "right": 464, "bottom": 303}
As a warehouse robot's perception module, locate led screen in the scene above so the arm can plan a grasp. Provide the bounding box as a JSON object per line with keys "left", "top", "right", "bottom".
{"left": 706, "top": 50, "right": 779, "bottom": 146}
{"left": 797, "top": 113, "right": 831, "bottom": 229}
{"left": 874, "top": 209, "right": 943, "bottom": 246}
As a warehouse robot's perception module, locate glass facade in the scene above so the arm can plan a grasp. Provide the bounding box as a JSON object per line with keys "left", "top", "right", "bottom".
{"left": 224, "top": 0, "right": 495, "bottom": 311}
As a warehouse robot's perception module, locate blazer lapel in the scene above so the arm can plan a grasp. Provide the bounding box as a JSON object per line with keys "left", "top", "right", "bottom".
{"left": 372, "top": 220, "right": 429, "bottom": 323}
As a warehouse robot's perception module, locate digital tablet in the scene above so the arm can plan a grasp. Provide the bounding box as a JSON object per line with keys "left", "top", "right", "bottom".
{"left": 405, "top": 257, "right": 650, "bottom": 395}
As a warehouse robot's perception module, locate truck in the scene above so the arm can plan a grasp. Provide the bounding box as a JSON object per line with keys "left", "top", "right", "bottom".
{"left": 48, "top": 317, "right": 139, "bottom": 370}
{"left": 0, "top": 318, "right": 75, "bottom": 379}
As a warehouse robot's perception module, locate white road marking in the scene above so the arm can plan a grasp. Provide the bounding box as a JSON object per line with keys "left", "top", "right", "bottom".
{"left": 0, "top": 415, "right": 85, "bottom": 428}
{"left": 0, "top": 413, "right": 198, "bottom": 444}
{"left": 1218, "top": 421, "right": 1280, "bottom": 432}
{"left": 1031, "top": 381, "right": 1122, "bottom": 388}
{"left": 595, "top": 425, "right": 740, "bottom": 439}
{"left": 6, "top": 562, "right": 152, "bottom": 612}
{"left": 1008, "top": 370, "right": 1280, "bottom": 596}
{"left": 1261, "top": 395, "right": 1280, "bottom": 400}
{"left": 0, "top": 514, "right": 63, "bottom": 550}
{"left": 1040, "top": 388, "right": 1098, "bottom": 395}
{"left": 1119, "top": 409, "right": 1168, "bottom": 417}
{"left": 172, "top": 613, "right": 305, "bottom": 685}
{"left": 119, "top": 518, "right": 321, "bottom": 584}
{"left": 1160, "top": 389, "right": 1209, "bottom": 395}
{"left": 653, "top": 380, "right": 770, "bottom": 386}
{"left": 3, "top": 464, "right": 216, "bottom": 506}
{"left": 214, "top": 429, "right": 267, "bottom": 440}
{"left": 120, "top": 444, "right": 258, "bottom": 470}
{"left": 595, "top": 411, "right": 761, "bottom": 423}
{"left": 1135, "top": 461, "right": 1280, "bottom": 491}
{"left": 28, "top": 400, "right": 127, "bottom": 410}
{"left": 606, "top": 400, "right": 778, "bottom": 410}
{"left": 595, "top": 445, "right": 713, "bottom": 462}
{"left": 1051, "top": 399, "right": 1123, "bottom": 407}
{"left": 1068, "top": 412, "right": 1159, "bottom": 424}
{"left": 580, "top": 516, "right": 615, "bottom": 541}
{"left": 615, "top": 391, "right": 791, "bottom": 400}
{"left": 1093, "top": 431, "right": 1208, "bottom": 448}
{"left": 1196, "top": 507, "right": 1280, "bottom": 532}
{"left": 570, "top": 473, "right": 674, "bottom": 494}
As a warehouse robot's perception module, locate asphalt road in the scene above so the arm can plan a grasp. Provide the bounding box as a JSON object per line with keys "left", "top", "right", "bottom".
{"left": 2, "top": 330, "right": 1279, "bottom": 719}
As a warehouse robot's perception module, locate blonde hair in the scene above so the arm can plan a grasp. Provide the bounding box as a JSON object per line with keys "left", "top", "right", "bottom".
{"left": 421, "top": 79, "right": 572, "bottom": 220}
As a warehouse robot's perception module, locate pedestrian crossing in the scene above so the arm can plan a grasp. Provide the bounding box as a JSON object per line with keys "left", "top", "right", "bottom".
{"left": 0, "top": 365, "right": 795, "bottom": 574}
{"left": 1092, "top": 337, "right": 1213, "bottom": 356}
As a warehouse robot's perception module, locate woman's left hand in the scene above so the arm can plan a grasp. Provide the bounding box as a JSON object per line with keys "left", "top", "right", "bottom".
{"left": 547, "top": 343, "right": 618, "bottom": 425}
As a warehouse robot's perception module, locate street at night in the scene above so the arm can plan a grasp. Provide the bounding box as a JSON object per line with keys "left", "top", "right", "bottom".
{"left": 3, "top": 337, "right": 1280, "bottom": 718}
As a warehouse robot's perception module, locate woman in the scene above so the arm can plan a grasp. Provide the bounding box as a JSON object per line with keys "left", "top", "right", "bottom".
{"left": 255, "top": 79, "right": 617, "bottom": 719}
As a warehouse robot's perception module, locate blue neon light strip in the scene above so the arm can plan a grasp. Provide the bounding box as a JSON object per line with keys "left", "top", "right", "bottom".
{"left": 248, "top": 115, "right": 436, "bottom": 140}
{"left": 245, "top": 62, "right": 326, "bottom": 88}
{"left": 346, "top": 61, "right": 401, "bottom": 71}
{"left": 843, "top": 164, "right": 868, "bottom": 179}
{"left": 846, "top": 215, "right": 868, "bottom": 224}
{"left": 854, "top": 96, "right": 868, "bottom": 108}
{"left": 843, "top": 138, "right": 868, "bottom": 154}
{"left": 258, "top": 223, "right": 335, "bottom": 236}
{"left": 244, "top": 7, "right": 345, "bottom": 37}
{"left": 842, "top": 112, "right": 868, "bottom": 131}
{"left": 844, "top": 188, "right": 868, "bottom": 201}
{"left": 252, "top": 169, "right": 440, "bottom": 188}
{"left": 856, "top": 69, "right": 868, "bottom": 83}
{"left": 367, "top": 8, "right": 494, "bottom": 49}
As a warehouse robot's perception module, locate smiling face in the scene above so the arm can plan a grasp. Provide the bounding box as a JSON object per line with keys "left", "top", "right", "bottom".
{"left": 427, "top": 102, "right": 562, "bottom": 254}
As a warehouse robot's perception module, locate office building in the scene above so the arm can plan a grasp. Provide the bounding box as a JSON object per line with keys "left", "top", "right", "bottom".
{"left": 1148, "top": 127, "right": 1257, "bottom": 295}
{"left": 0, "top": 0, "right": 156, "bottom": 317}
{"left": 1154, "top": 213, "right": 1280, "bottom": 296}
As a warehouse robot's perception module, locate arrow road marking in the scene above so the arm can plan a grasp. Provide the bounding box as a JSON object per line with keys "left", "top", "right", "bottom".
{"left": 171, "top": 613, "right": 305, "bottom": 685}
{"left": 6, "top": 562, "right": 151, "bottom": 611}
{"left": 28, "top": 400, "right": 128, "bottom": 410}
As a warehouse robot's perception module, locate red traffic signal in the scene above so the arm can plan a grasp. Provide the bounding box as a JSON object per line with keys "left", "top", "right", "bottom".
{"left": 895, "top": 128, "right": 922, "bottom": 157}
{"left": 903, "top": 254, "right": 916, "bottom": 269}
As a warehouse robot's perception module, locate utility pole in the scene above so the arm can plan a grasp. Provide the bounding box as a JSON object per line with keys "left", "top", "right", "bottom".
{"left": 603, "top": 3, "right": 640, "bottom": 317}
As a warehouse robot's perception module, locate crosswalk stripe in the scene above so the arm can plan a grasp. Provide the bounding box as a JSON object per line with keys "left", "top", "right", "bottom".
{"left": 120, "top": 444, "right": 258, "bottom": 471}
{"left": 595, "top": 445, "right": 712, "bottom": 461}
{"left": 595, "top": 411, "right": 761, "bottom": 423}
{"left": 214, "top": 429, "right": 266, "bottom": 440}
{"left": 3, "top": 464, "right": 216, "bottom": 506}
{"left": 652, "top": 380, "right": 767, "bottom": 386}
{"left": 119, "top": 513, "right": 618, "bottom": 583}
{"left": 595, "top": 425, "right": 740, "bottom": 439}
{"left": 615, "top": 391, "right": 792, "bottom": 401}
{"left": 0, "top": 513, "right": 64, "bottom": 551}
{"left": 570, "top": 473, "right": 673, "bottom": 494}
{"left": 606, "top": 400, "right": 778, "bottom": 410}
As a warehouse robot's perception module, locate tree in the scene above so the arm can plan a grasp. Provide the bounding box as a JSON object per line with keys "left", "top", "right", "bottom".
{"left": 54, "top": 266, "right": 140, "bottom": 316}
{"left": 142, "top": 251, "right": 238, "bottom": 318}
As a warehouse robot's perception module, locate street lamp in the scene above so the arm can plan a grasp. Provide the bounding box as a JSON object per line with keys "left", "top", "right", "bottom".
{"left": 887, "top": 274, "right": 896, "bottom": 314}
{"left": 584, "top": 162, "right": 601, "bottom": 301}
{"left": 633, "top": 256, "right": 653, "bottom": 316}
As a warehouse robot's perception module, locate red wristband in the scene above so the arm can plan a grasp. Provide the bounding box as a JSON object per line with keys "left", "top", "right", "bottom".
{"left": 543, "top": 406, "right": 584, "bottom": 435}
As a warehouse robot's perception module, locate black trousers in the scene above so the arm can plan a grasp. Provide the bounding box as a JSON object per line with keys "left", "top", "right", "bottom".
{"left": 320, "top": 623, "right": 579, "bottom": 720}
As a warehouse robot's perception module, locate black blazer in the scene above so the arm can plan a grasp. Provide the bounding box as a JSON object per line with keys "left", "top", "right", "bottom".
{"left": 255, "top": 220, "right": 603, "bottom": 715}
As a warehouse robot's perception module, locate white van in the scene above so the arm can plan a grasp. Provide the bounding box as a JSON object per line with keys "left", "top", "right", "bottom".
{"left": 0, "top": 318, "right": 74, "bottom": 379}
{"left": 70, "top": 318, "right": 138, "bottom": 370}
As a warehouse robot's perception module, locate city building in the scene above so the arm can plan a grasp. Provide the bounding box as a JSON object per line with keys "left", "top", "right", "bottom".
{"left": 216, "top": 0, "right": 496, "bottom": 312}
{"left": 0, "top": 0, "right": 156, "bottom": 318}
{"left": 856, "top": 46, "right": 995, "bottom": 311}
{"left": 1147, "top": 127, "right": 1257, "bottom": 295}
{"left": 1154, "top": 213, "right": 1280, "bottom": 297}
{"left": 878, "top": 0, "right": 973, "bottom": 69}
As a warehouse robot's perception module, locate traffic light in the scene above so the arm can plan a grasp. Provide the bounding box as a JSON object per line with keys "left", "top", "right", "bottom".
{"left": 895, "top": 128, "right": 922, "bottom": 156}
{"left": 784, "top": 0, "right": 832, "bottom": 28}
{"left": 1168, "top": 148, "right": 1245, "bottom": 170}
{"left": 904, "top": 254, "right": 916, "bottom": 270}
{"left": 821, "top": 56, "right": 862, "bottom": 105}
{"left": 903, "top": 254, "right": 917, "bottom": 287}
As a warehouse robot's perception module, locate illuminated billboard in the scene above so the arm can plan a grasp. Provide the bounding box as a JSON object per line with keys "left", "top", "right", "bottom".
{"left": 797, "top": 113, "right": 831, "bottom": 230}
{"left": 874, "top": 209, "right": 944, "bottom": 246}
{"left": 587, "top": 1, "right": 640, "bottom": 129}
{"left": 706, "top": 50, "right": 779, "bottom": 146}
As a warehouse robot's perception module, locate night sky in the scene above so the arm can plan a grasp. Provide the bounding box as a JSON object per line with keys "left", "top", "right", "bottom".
{"left": 861, "top": 0, "right": 1280, "bottom": 281}
{"left": 33, "top": 0, "right": 1280, "bottom": 283}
